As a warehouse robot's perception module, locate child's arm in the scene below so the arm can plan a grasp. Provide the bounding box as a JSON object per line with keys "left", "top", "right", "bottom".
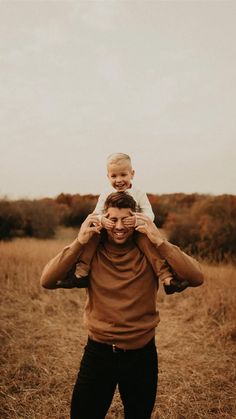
{"left": 93, "top": 193, "right": 107, "bottom": 216}
{"left": 93, "top": 193, "right": 115, "bottom": 230}
{"left": 137, "top": 191, "right": 155, "bottom": 221}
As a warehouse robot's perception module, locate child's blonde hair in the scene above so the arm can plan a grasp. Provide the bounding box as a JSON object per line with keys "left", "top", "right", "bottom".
{"left": 107, "top": 153, "right": 132, "bottom": 169}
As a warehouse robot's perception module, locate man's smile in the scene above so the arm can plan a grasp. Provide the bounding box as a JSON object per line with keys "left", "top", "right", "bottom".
{"left": 113, "top": 230, "right": 127, "bottom": 239}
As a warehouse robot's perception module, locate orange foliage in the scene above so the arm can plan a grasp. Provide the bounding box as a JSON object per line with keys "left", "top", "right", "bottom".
{"left": 165, "top": 195, "right": 236, "bottom": 262}
{"left": 1, "top": 193, "right": 235, "bottom": 262}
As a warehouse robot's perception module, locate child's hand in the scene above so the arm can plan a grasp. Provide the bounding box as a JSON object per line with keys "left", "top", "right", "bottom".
{"left": 129, "top": 211, "right": 145, "bottom": 227}
{"left": 101, "top": 216, "right": 115, "bottom": 230}
{"left": 123, "top": 215, "right": 136, "bottom": 228}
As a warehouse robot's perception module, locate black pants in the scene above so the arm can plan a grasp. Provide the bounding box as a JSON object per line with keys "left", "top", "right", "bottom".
{"left": 71, "top": 337, "right": 158, "bottom": 419}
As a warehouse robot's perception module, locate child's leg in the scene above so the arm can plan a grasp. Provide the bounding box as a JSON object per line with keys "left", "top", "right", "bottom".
{"left": 135, "top": 233, "right": 189, "bottom": 295}
{"left": 135, "top": 233, "right": 173, "bottom": 285}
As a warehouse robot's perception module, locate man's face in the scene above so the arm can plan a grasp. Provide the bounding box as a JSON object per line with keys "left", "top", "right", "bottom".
{"left": 106, "top": 207, "right": 134, "bottom": 244}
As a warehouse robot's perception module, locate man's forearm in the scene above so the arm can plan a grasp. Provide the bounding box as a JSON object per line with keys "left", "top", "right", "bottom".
{"left": 40, "top": 213, "right": 102, "bottom": 289}
{"left": 40, "top": 238, "right": 84, "bottom": 289}
{"left": 156, "top": 241, "right": 204, "bottom": 287}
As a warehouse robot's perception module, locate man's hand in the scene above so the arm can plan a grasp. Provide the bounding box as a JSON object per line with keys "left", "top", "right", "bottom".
{"left": 134, "top": 213, "right": 165, "bottom": 247}
{"left": 77, "top": 214, "right": 102, "bottom": 245}
{"left": 101, "top": 214, "right": 115, "bottom": 230}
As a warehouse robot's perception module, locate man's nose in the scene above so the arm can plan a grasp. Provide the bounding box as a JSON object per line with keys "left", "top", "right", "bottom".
{"left": 115, "top": 219, "right": 124, "bottom": 229}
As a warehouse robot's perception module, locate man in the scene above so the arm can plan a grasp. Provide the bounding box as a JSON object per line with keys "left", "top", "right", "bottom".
{"left": 40, "top": 192, "right": 204, "bottom": 419}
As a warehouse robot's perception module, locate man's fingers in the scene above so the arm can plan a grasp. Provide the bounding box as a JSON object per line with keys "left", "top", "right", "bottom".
{"left": 135, "top": 213, "right": 150, "bottom": 220}
{"left": 85, "top": 215, "right": 101, "bottom": 227}
{"left": 82, "top": 214, "right": 102, "bottom": 231}
{"left": 131, "top": 212, "right": 152, "bottom": 222}
{"left": 86, "top": 216, "right": 99, "bottom": 224}
{"left": 90, "top": 226, "right": 102, "bottom": 234}
{"left": 135, "top": 225, "right": 146, "bottom": 233}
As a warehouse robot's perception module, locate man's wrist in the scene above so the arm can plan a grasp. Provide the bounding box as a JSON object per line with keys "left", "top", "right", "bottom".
{"left": 154, "top": 238, "right": 165, "bottom": 247}
{"left": 77, "top": 235, "right": 86, "bottom": 246}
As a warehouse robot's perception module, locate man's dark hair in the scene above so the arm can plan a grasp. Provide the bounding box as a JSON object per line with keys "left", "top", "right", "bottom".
{"left": 104, "top": 192, "right": 137, "bottom": 212}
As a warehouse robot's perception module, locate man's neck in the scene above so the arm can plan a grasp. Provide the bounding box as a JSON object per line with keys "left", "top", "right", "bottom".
{"left": 105, "top": 236, "right": 134, "bottom": 252}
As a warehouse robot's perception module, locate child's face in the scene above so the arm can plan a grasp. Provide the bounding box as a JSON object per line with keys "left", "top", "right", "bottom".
{"left": 107, "top": 163, "right": 135, "bottom": 192}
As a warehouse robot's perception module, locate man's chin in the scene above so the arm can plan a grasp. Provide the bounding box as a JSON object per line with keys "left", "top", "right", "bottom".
{"left": 113, "top": 235, "right": 126, "bottom": 243}
{"left": 112, "top": 232, "right": 129, "bottom": 244}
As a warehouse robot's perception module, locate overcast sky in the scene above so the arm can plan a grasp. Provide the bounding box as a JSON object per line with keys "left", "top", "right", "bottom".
{"left": 0, "top": 1, "right": 235, "bottom": 199}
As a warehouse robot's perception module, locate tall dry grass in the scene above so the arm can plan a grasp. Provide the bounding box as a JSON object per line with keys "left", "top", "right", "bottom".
{"left": 1, "top": 232, "right": 236, "bottom": 418}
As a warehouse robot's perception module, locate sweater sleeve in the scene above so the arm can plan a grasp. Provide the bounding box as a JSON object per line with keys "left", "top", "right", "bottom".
{"left": 40, "top": 239, "right": 84, "bottom": 289}
{"left": 156, "top": 241, "right": 204, "bottom": 287}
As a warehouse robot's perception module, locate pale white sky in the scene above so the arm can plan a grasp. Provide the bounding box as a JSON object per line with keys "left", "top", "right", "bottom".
{"left": 0, "top": 0, "right": 235, "bottom": 199}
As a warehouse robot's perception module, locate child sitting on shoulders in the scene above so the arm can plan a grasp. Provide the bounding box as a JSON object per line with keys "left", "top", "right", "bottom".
{"left": 57, "top": 153, "right": 179, "bottom": 293}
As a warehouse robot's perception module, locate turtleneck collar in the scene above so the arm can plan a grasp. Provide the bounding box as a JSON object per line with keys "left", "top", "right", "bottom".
{"left": 103, "top": 236, "right": 135, "bottom": 254}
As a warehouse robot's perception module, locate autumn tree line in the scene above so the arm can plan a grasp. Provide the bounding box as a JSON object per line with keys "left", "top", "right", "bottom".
{"left": 0, "top": 193, "right": 235, "bottom": 263}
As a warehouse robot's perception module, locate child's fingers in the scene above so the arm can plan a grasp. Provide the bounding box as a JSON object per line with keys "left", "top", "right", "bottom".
{"left": 124, "top": 215, "right": 136, "bottom": 225}
{"left": 105, "top": 222, "right": 115, "bottom": 231}
{"left": 104, "top": 220, "right": 115, "bottom": 230}
{"left": 107, "top": 223, "right": 115, "bottom": 228}
{"left": 123, "top": 221, "right": 135, "bottom": 228}
{"left": 107, "top": 219, "right": 115, "bottom": 226}
{"left": 130, "top": 212, "right": 150, "bottom": 225}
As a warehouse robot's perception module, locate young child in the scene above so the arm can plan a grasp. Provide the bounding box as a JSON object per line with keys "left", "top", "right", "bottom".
{"left": 57, "top": 153, "right": 176, "bottom": 291}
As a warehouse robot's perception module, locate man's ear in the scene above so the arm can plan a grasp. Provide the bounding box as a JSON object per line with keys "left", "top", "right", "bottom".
{"left": 131, "top": 170, "right": 135, "bottom": 179}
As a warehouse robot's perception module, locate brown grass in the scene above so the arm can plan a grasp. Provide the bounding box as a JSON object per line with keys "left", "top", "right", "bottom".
{"left": 1, "top": 231, "right": 236, "bottom": 418}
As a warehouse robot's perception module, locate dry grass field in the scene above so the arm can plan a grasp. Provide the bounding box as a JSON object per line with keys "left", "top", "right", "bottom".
{"left": 1, "top": 229, "right": 236, "bottom": 419}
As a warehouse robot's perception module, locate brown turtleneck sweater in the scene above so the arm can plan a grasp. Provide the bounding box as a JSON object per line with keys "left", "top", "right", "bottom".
{"left": 85, "top": 239, "right": 159, "bottom": 349}
{"left": 40, "top": 236, "right": 203, "bottom": 350}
